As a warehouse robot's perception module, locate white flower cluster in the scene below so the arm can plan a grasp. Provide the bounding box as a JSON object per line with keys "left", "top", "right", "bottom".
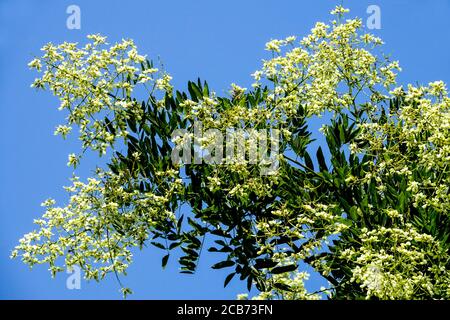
{"left": 30, "top": 34, "right": 172, "bottom": 158}
{"left": 12, "top": 169, "right": 182, "bottom": 289}
{"left": 341, "top": 225, "right": 449, "bottom": 299}
{"left": 358, "top": 83, "right": 450, "bottom": 213}
{"left": 255, "top": 14, "right": 398, "bottom": 118}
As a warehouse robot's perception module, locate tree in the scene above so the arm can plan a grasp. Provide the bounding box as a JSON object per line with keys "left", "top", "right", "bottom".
{"left": 12, "top": 6, "right": 450, "bottom": 299}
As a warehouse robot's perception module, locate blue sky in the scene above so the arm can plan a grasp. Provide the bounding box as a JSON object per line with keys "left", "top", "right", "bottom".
{"left": 0, "top": 0, "right": 449, "bottom": 299}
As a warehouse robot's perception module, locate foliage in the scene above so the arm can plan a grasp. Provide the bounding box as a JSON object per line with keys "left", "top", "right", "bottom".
{"left": 12, "top": 6, "right": 450, "bottom": 299}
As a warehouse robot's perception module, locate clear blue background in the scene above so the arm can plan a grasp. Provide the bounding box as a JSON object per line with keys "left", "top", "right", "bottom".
{"left": 1, "top": 0, "right": 449, "bottom": 299}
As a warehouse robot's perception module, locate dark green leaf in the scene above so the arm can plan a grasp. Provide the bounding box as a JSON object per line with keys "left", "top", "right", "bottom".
{"left": 162, "top": 254, "right": 169, "bottom": 269}
{"left": 316, "top": 147, "right": 327, "bottom": 172}
{"left": 271, "top": 264, "right": 297, "bottom": 274}
{"left": 212, "top": 260, "right": 235, "bottom": 269}
{"left": 224, "top": 272, "right": 235, "bottom": 287}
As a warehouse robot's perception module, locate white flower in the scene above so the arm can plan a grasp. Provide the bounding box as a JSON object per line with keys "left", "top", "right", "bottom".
{"left": 67, "top": 153, "right": 79, "bottom": 167}
{"left": 28, "top": 58, "right": 41, "bottom": 71}
{"left": 54, "top": 125, "right": 72, "bottom": 139}
{"left": 265, "top": 39, "right": 282, "bottom": 53}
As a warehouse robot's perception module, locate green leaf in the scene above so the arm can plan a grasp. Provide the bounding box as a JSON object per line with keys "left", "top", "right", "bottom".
{"left": 203, "top": 81, "right": 210, "bottom": 96}
{"left": 181, "top": 246, "right": 199, "bottom": 258}
{"left": 304, "top": 152, "right": 314, "bottom": 171}
{"left": 316, "top": 146, "right": 327, "bottom": 172}
{"left": 224, "top": 272, "right": 235, "bottom": 287}
{"left": 104, "top": 117, "right": 115, "bottom": 135}
{"left": 247, "top": 275, "right": 253, "bottom": 291}
{"left": 162, "top": 254, "right": 170, "bottom": 269}
{"left": 273, "top": 282, "right": 293, "bottom": 292}
{"left": 169, "top": 242, "right": 181, "bottom": 250}
{"left": 179, "top": 259, "right": 196, "bottom": 270}
{"left": 212, "top": 260, "right": 235, "bottom": 269}
{"left": 339, "top": 196, "right": 351, "bottom": 213}
{"left": 254, "top": 258, "right": 278, "bottom": 269}
{"left": 398, "top": 191, "right": 407, "bottom": 213}
{"left": 338, "top": 123, "right": 346, "bottom": 144}
{"left": 348, "top": 206, "right": 359, "bottom": 220}
{"left": 188, "top": 217, "right": 207, "bottom": 233}
{"left": 127, "top": 117, "right": 137, "bottom": 133}
{"left": 186, "top": 233, "right": 202, "bottom": 248}
{"left": 271, "top": 264, "right": 297, "bottom": 274}
{"left": 177, "top": 215, "right": 184, "bottom": 232}
{"left": 188, "top": 81, "right": 203, "bottom": 101}
{"left": 151, "top": 242, "right": 166, "bottom": 250}
{"left": 214, "top": 240, "right": 227, "bottom": 247}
